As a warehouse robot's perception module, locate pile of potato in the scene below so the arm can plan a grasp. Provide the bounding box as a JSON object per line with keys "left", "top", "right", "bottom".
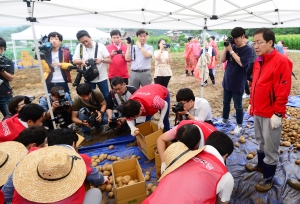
{"left": 115, "top": 175, "right": 139, "bottom": 188}
{"left": 90, "top": 154, "right": 141, "bottom": 167}
{"left": 146, "top": 183, "right": 157, "bottom": 196}
{"left": 286, "top": 107, "right": 300, "bottom": 119}
{"left": 280, "top": 117, "right": 300, "bottom": 147}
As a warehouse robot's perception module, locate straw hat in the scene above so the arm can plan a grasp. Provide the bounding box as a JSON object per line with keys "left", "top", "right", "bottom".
{"left": 0, "top": 141, "right": 27, "bottom": 186}
{"left": 158, "top": 142, "right": 205, "bottom": 182}
{"left": 13, "top": 146, "right": 87, "bottom": 203}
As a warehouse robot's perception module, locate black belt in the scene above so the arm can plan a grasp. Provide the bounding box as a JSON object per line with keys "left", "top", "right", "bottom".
{"left": 131, "top": 69, "right": 150, "bottom": 73}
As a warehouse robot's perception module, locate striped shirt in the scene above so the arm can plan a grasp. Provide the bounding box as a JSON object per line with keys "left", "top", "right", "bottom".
{"left": 130, "top": 44, "right": 153, "bottom": 70}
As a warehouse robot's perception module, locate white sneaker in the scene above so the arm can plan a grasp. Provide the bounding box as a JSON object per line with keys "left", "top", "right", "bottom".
{"left": 234, "top": 125, "right": 243, "bottom": 134}
{"left": 242, "top": 94, "right": 250, "bottom": 99}
{"left": 213, "top": 119, "right": 227, "bottom": 126}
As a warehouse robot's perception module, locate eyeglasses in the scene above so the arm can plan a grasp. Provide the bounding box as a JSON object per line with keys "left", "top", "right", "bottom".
{"left": 252, "top": 41, "right": 266, "bottom": 47}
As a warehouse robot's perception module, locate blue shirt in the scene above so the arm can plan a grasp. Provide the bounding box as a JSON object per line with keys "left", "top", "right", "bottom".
{"left": 274, "top": 44, "right": 285, "bottom": 54}
{"left": 222, "top": 44, "right": 253, "bottom": 93}
{"left": 39, "top": 93, "right": 73, "bottom": 111}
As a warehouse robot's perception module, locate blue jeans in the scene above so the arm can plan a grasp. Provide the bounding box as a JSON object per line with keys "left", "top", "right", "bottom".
{"left": 86, "top": 80, "right": 109, "bottom": 102}
{"left": 222, "top": 89, "right": 244, "bottom": 125}
{"left": 46, "top": 82, "right": 70, "bottom": 94}
{"left": 78, "top": 107, "right": 108, "bottom": 133}
{"left": 0, "top": 96, "right": 12, "bottom": 117}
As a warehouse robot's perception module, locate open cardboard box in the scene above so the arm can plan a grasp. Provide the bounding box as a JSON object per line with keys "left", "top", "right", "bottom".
{"left": 155, "top": 141, "right": 172, "bottom": 178}
{"left": 112, "top": 159, "right": 146, "bottom": 203}
{"left": 76, "top": 133, "right": 85, "bottom": 153}
{"left": 136, "top": 121, "right": 163, "bottom": 160}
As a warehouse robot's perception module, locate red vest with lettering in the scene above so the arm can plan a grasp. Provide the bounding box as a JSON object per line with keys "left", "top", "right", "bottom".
{"left": 177, "top": 120, "right": 216, "bottom": 141}
{"left": 13, "top": 154, "right": 92, "bottom": 204}
{"left": 130, "top": 84, "right": 168, "bottom": 116}
{"left": 142, "top": 151, "right": 228, "bottom": 204}
{"left": 0, "top": 114, "right": 26, "bottom": 143}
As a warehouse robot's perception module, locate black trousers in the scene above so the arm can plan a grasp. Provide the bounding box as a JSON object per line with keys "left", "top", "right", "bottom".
{"left": 204, "top": 69, "right": 215, "bottom": 84}
{"left": 154, "top": 76, "right": 171, "bottom": 88}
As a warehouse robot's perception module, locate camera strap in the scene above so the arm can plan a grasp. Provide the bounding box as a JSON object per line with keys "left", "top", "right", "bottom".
{"left": 80, "top": 44, "right": 83, "bottom": 60}
{"left": 91, "top": 90, "right": 100, "bottom": 108}
{"left": 80, "top": 43, "right": 98, "bottom": 59}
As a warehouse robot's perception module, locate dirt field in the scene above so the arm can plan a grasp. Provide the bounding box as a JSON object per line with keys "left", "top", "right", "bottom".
{"left": 9, "top": 51, "right": 300, "bottom": 145}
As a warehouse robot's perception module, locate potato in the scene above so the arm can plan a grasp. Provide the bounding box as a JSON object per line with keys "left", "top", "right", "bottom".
{"left": 109, "top": 179, "right": 114, "bottom": 185}
{"left": 107, "top": 155, "right": 111, "bottom": 160}
{"left": 145, "top": 171, "right": 151, "bottom": 175}
{"left": 134, "top": 179, "right": 138, "bottom": 183}
{"left": 230, "top": 131, "right": 235, "bottom": 135}
{"left": 122, "top": 175, "right": 132, "bottom": 184}
{"left": 117, "top": 180, "right": 123, "bottom": 188}
{"left": 247, "top": 154, "right": 254, "bottom": 159}
{"left": 108, "top": 192, "right": 114, "bottom": 198}
{"left": 103, "top": 170, "right": 111, "bottom": 176}
{"left": 116, "top": 176, "right": 122, "bottom": 183}
{"left": 92, "top": 162, "right": 98, "bottom": 167}
{"left": 106, "top": 184, "right": 112, "bottom": 192}
{"left": 111, "top": 156, "right": 117, "bottom": 161}
{"left": 284, "top": 141, "right": 291, "bottom": 147}
{"left": 134, "top": 130, "right": 140, "bottom": 135}
{"left": 249, "top": 151, "right": 256, "bottom": 156}
{"left": 103, "top": 154, "right": 108, "bottom": 158}
{"left": 280, "top": 149, "right": 284, "bottom": 154}
{"left": 117, "top": 157, "right": 122, "bottom": 161}
{"left": 294, "top": 150, "right": 298, "bottom": 153}
{"left": 295, "top": 160, "right": 300, "bottom": 165}
{"left": 131, "top": 155, "right": 137, "bottom": 159}
{"left": 91, "top": 155, "right": 99, "bottom": 159}
{"left": 145, "top": 174, "right": 150, "bottom": 181}
{"left": 147, "top": 183, "right": 153, "bottom": 190}
{"left": 105, "top": 164, "right": 112, "bottom": 171}
{"left": 95, "top": 159, "right": 101, "bottom": 163}
{"left": 235, "top": 142, "right": 239, "bottom": 147}
{"left": 109, "top": 145, "right": 114, "bottom": 150}
{"left": 239, "top": 136, "right": 246, "bottom": 143}
{"left": 128, "top": 180, "right": 135, "bottom": 185}
{"left": 146, "top": 190, "right": 150, "bottom": 196}
{"left": 151, "top": 186, "right": 157, "bottom": 192}
{"left": 248, "top": 137, "right": 252, "bottom": 140}
{"left": 99, "top": 184, "right": 106, "bottom": 191}
{"left": 137, "top": 156, "right": 141, "bottom": 160}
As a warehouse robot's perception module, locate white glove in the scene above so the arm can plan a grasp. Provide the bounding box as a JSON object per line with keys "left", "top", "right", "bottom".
{"left": 130, "top": 128, "right": 139, "bottom": 136}
{"left": 270, "top": 114, "right": 282, "bottom": 129}
{"left": 103, "top": 176, "right": 110, "bottom": 184}
{"left": 158, "top": 120, "right": 164, "bottom": 130}
{"left": 161, "top": 162, "right": 166, "bottom": 174}
{"left": 247, "top": 105, "right": 251, "bottom": 114}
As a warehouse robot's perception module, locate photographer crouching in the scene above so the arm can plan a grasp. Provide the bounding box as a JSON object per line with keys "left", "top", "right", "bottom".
{"left": 39, "top": 86, "right": 73, "bottom": 129}
{"left": 0, "top": 37, "right": 14, "bottom": 118}
{"left": 71, "top": 83, "right": 107, "bottom": 141}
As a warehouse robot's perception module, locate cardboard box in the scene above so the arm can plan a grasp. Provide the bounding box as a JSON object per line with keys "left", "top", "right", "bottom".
{"left": 76, "top": 133, "right": 85, "bottom": 153}
{"left": 112, "top": 159, "right": 146, "bottom": 202}
{"left": 115, "top": 193, "right": 147, "bottom": 204}
{"left": 154, "top": 142, "right": 172, "bottom": 179}
{"left": 136, "top": 121, "right": 163, "bottom": 160}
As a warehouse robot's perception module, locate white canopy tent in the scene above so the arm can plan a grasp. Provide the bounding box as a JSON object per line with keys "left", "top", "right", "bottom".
{"left": 1, "top": 0, "right": 300, "bottom": 127}
{"left": 10, "top": 26, "right": 110, "bottom": 63}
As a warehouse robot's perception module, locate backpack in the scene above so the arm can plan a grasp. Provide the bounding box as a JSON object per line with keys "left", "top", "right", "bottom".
{"left": 80, "top": 43, "right": 99, "bottom": 82}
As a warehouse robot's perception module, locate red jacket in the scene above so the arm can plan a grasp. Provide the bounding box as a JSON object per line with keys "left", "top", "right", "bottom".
{"left": 130, "top": 84, "right": 168, "bottom": 116}
{"left": 249, "top": 49, "right": 292, "bottom": 118}
{"left": 177, "top": 120, "right": 216, "bottom": 141}
{"left": 0, "top": 114, "right": 26, "bottom": 143}
{"left": 106, "top": 43, "right": 129, "bottom": 79}
{"left": 143, "top": 152, "right": 228, "bottom": 204}
{"left": 13, "top": 153, "right": 92, "bottom": 204}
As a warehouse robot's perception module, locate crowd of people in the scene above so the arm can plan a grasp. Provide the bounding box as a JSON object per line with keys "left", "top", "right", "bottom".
{"left": 0, "top": 26, "right": 296, "bottom": 203}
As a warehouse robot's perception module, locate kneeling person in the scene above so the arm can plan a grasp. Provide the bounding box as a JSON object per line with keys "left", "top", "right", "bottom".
{"left": 71, "top": 83, "right": 107, "bottom": 141}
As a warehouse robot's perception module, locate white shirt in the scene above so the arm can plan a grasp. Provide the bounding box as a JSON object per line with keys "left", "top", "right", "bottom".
{"left": 114, "top": 43, "right": 121, "bottom": 50}
{"left": 204, "top": 145, "right": 234, "bottom": 202}
{"left": 185, "top": 97, "right": 212, "bottom": 121}
{"left": 73, "top": 41, "right": 110, "bottom": 82}
{"left": 51, "top": 51, "right": 64, "bottom": 83}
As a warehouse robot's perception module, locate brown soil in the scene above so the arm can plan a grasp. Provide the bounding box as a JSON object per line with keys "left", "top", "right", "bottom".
{"left": 8, "top": 52, "right": 300, "bottom": 146}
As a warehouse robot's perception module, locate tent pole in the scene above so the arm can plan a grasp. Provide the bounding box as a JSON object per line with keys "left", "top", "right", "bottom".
{"left": 26, "top": 1, "right": 57, "bottom": 129}
{"left": 12, "top": 39, "right": 17, "bottom": 69}
{"left": 200, "top": 18, "right": 207, "bottom": 98}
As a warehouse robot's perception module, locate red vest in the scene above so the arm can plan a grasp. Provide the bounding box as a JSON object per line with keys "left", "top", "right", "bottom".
{"left": 13, "top": 154, "right": 92, "bottom": 204}
{"left": 142, "top": 151, "right": 228, "bottom": 204}
{"left": 0, "top": 114, "right": 26, "bottom": 143}
{"left": 177, "top": 120, "right": 216, "bottom": 141}
{"left": 62, "top": 48, "right": 72, "bottom": 83}
{"left": 130, "top": 84, "right": 168, "bottom": 116}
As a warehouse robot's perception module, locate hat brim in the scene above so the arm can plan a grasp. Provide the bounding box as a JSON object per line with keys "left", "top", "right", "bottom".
{"left": 0, "top": 141, "right": 27, "bottom": 186}
{"left": 13, "top": 146, "right": 86, "bottom": 203}
{"left": 158, "top": 146, "right": 205, "bottom": 182}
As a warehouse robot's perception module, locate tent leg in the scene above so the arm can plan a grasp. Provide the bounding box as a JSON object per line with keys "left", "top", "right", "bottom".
{"left": 12, "top": 39, "right": 17, "bottom": 69}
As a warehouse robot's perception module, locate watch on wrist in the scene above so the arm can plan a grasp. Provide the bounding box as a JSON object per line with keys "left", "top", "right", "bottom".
{"left": 274, "top": 112, "right": 282, "bottom": 117}
{"left": 185, "top": 112, "right": 189, "bottom": 118}
{"left": 100, "top": 111, "right": 104, "bottom": 116}
{"left": 138, "top": 46, "right": 142, "bottom": 49}
{"left": 230, "top": 51, "right": 234, "bottom": 55}
{"left": 101, "top": 59, "right": 104, "bottom": 63}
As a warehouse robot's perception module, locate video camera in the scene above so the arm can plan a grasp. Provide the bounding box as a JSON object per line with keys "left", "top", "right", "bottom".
{"left": 32, "top": 35, "right": 51, "bottom": 60}
{"left": 0, "top": 55, "right": 10, "bottom": 72}
{"left": 80, "top": 107, "right": 97, "bottom": 127}
{"left": 126, "top": 37, "right": 134, "bottom": 45}
{"left": 57, "top": 89, "right": 68, "bottom": 107}
{"left": 109, "top": 110, "right": 121, "bottom": 129}
{"left": 172, "top": 102, "right": 184, "bottom": 113}
{"left": 224, "top": 36, "right": 234, "bottom": 47}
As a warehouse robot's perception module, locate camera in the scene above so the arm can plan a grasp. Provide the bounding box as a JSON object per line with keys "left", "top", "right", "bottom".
{"left": 223, "top": 36, "right": 234, "bottom": 47}
{"left": 32, "top": 35, "right": 52, "bottom": 60}
{"left": 55, "top": 114, "right": 65, "bottom": 126}
{"left": 126, "top": 37, "right": 134, "bottom": 45}
{"left": 24, "top": 95, "right": 35, "bottom": 104}
{"left": 109, "top": 110, "right": 120, "bottom": 129}
{"left": 80, "top": 107, "right": 97, "bottom": 127}
{"left": 164, "top": 44, "right": 170, "bottom": 49}
{"left": 0, "top": 55, "right": 10, "bottom": 72}
{"left": 57, "top": 90, "right": 69, "bottom": 107}
{"left": 172, "top": 102, "right": 184, "bottom": 113}
{"left": 116, "top": 50, "right": 122, "bottom": 54}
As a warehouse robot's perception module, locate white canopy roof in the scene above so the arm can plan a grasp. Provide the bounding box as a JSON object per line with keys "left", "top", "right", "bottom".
{"left": 11, "top": 26, "right": 110, "bottom": 41}
{"left": 1, "top": 0, "right": 300, "bottom": 29}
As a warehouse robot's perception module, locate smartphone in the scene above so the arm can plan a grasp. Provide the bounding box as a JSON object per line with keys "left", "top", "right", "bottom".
{"left": 116, "top": 50, "right": 122, "bottom": 54}
{"left": 164, "top": 44, "right": 170, "bottom": 49}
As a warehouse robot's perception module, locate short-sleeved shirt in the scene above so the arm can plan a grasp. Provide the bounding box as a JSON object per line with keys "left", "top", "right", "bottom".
{"left": 183, "top": 97, "right": 212, "bottom": 121}
{"left": 72, "top": 89, "right": 104, "bottom": 112}
{"left": 153, "top": 50, "right": 172, "bottom": 78}
{"left": 130, "top": 44, "right": 153, "bottom": 70}
{"left": 0, "top": 56, "right": 14, "bottom": 97}
{"left": 73, "top": 41, "right": 110, "bottom": 82}
{"left": 222, "top": 44, "right": 252, "bottom": 93}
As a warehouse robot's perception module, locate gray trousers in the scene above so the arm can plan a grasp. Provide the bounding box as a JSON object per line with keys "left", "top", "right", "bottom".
{"left": 130, "top": 71, "right": 152, "bottom": 88}
{"left": 254, "top": 115, "right": 282, "bottom": 165}
{"left": 83, "top": 188, "right": 102, "bottom": 204}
